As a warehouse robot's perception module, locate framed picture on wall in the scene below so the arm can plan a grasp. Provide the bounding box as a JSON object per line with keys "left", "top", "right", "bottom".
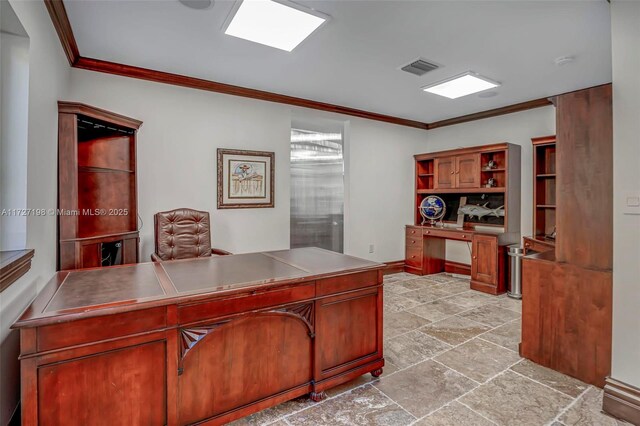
{"left": 217, "top": 148, "right": 275, "bottom": 209}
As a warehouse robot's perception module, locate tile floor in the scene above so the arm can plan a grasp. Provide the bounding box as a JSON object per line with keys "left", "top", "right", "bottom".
{"left": 230, "top": 272, "right": 628, "bottom": 426}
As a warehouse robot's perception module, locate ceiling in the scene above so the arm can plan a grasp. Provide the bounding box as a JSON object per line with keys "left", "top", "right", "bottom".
{"left": 64, "top": 0, "right": 612, "bottom": 123}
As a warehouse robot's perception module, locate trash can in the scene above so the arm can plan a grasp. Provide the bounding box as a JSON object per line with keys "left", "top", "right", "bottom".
{"left": 507, "top": 244, "right": 524, "bottom": 299}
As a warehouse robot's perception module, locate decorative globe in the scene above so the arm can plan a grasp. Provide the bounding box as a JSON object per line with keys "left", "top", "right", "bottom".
{"left": 420, "top": 195, "right": 446, "bottom": 225}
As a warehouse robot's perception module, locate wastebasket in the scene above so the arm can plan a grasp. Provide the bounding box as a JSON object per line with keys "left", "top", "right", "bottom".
{"left": 507, "top": 244, "right": 524, "bottom": 299}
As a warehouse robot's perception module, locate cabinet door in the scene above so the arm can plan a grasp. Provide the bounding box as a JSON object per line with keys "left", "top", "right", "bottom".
{"left": 456, "top": 154, "right": 480, "bottom": 188}
{"left": 434, "top": 157, "right": 455, "bottom": 189}
{"left": 471, "top": 234, "right": 498, "bottom": 286}
{"left": 315, "top": 287, "right": 381, "bottom": 380}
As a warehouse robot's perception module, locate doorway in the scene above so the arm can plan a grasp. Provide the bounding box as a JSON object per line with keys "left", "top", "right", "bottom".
{"left": 290, "top": 124, "right": 344, "bottom": 253}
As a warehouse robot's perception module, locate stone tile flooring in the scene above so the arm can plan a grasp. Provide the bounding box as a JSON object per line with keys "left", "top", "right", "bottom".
{"left": 230, "top": 272, "right": 629, "bottom": 426}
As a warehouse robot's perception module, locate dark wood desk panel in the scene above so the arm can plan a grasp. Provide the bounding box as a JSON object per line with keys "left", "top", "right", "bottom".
{"left": 13, "top": 248, "right": 385, "bottom": 426}
{"left": 264, "top": 247, "right": 380, "bottom": 275}
{"left": 45, "top": 263, "right": 164, "bottom": 312}
{"left": 161, "top": 252, "right": 309, "bottom": 294}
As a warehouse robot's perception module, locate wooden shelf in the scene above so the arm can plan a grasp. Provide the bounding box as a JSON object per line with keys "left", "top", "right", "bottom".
{"left": 536, "top": 173, "right": 556, "bottom": 178}
{"left": 78, "top": 166, "right": 134, "bottom": 173}
{"left": 536, "top": 205, "right": 556, "bottom": 209}
{"left": 417, "top": 187, "right": 506, "bottom": 194}
{"left": 417, "top": 173, "right": 434, "bottom": 177}
{"left": 481, "top": 168, "right": 506, "bottom": 172}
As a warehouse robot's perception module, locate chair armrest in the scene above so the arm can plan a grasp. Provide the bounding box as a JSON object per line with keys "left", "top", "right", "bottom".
{"left": 151, "top": 253, "right": 162, "bottom": 262}
{"left": 211, "top": 248, "right": 232, "bottom": 256}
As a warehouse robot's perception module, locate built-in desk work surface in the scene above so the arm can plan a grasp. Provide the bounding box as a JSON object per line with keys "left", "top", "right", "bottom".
{"left": 405, "top": 225, "right": 519, "bottom": 295}
{"left": 13, "top": 247, "right": 386, "bottom": 426}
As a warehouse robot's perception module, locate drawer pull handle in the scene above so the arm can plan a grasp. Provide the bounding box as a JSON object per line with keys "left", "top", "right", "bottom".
{"left": 412, "top": 255, "right": 416, "bottom": 259}
{"left": 462, "top": 234, "right": 466, "bottom": 238}
{"left": 472, "top": 256, "right": 477, "bottom": 260}
{"left": 426, "top": 231, "right": 430, "bottom": 234}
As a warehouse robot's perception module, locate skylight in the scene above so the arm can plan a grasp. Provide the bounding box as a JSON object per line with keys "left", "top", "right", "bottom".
{"left": 224, "top": 0, "right": 327, "bottom": 52}
{"left": 422, "top": 72, "right": 500, "bottom": 99}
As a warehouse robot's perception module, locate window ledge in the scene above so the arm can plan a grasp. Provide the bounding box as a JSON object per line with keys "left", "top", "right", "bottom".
{"left": 0, "top": 249, "right": 35, "bottom": 293}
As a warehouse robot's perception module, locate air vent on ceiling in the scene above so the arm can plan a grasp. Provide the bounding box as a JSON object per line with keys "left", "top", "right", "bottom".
{"left": 400, "top": 59, "right": 439, "bottom": 76}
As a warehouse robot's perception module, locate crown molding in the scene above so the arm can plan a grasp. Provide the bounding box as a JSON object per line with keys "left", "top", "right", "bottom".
{"left": 44, "top": 0, "right": 79, "bottom": 65}
{"left": 44, "top": 0, "right": 553, "bottom": 130}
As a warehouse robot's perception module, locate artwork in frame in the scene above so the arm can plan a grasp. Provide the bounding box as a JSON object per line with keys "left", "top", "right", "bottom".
{"left": 217, "top": 148, "right": 275, "bottom": 209}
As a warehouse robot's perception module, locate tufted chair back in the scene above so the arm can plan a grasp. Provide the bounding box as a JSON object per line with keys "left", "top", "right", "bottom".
{"left": 153, "top": 208, "right": 213, "bottom": 261}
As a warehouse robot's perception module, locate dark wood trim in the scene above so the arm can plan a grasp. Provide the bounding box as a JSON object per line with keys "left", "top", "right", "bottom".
{"left": 603, "top": 377, "right": 640, "bottom": 425}
{"left": 57, "top": 101, "right": 142, "bottom": 130}
{"left": 0, "top": 249, "right": 35, "bottom": 293}
{"left": 74, "top": 57, "right": 429, "bottom": 130}
{"left": 444, "top": 260, "right": 471, "bottom": 276}
{"left": 43, "top": 0, "right": 79, "bottom": 66}
{"left": 427, "top": 98, "right": 553, "bottom": 130}
{"left": 382, "top": 260, "right": 405, "bottom": 275}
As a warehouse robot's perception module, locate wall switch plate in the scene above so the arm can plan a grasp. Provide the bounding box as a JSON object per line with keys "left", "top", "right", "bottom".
{"left": 624, "top": 192, "right": 640, "bottom": 215}
{"left": 369, "top": 244, "right": 375, "bottom": 253}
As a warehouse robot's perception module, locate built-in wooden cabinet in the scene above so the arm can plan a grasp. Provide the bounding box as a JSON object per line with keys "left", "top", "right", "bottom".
{"left": 414, "top": 143, "right": 521, "bottom": 233}
{"left": 407, "top": 143, "right": 521, "bottom": 295}
{"left": 434, "top": 157, "right": 455, "bottom": 189}
{"left": 471, "top": 234, "right": 506, "bottom": 294}
{"left": 57, "top": 102, "right": 142, "bottom": 270}
{"left": 521, "top": 84, "right": 613, "bottom": 388}
{"left": 455, "top": 154, "right": 481, "bottom": 188}
{"left": 532, "top": 135, "right": 557, "bottom": 243}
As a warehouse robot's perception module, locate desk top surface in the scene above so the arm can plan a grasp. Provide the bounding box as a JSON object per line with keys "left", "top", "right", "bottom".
{"left": 14, "top": 248, "right": 382, "bottom": 328}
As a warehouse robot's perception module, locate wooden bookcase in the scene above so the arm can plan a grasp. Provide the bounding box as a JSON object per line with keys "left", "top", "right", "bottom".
{"left": 532, "top": 135, "right": 557, "bottom": 242}
{"left": 414, "top": 143, "right": 521, "bottom": 233}
{"left": 57, "top": 102, "right": 142, "bottom": 270}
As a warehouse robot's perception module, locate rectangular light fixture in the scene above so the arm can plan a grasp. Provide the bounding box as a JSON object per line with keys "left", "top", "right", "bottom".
{"left": 422, "top": 72, "right": 500, "bottom": 99}
{"left": 224, "top": 0, "right": 327, "bottom": 52}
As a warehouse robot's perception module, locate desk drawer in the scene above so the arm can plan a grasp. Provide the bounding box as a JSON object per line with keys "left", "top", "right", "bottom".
{"left": 178, "top": 282, "right": 315, "bottom": 325}
{"left": 406, "top": 226, "right": 422, "bottom": 238}
{"left": 405, "top": 236, "right": 422, "bottom": 249}
{"left": 423, "top": 228, "right": 472, "bottom": 241}
{"left": 405, "top": 246, "right": 423, "bottom": 268}
{"left": 316, "top": 270, "right": 379, "bottom": 297}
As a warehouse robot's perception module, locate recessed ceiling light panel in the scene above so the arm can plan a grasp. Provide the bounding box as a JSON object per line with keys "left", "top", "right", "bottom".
{"left": 422, "top": 72, "right": 500, "bottom": 99}
{"left": 224, "top": 0, "right": 328, "bottom": 52}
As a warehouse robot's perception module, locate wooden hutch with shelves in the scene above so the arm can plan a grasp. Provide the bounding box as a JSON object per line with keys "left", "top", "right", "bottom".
{"left": 407, "top": 143, "right": 521, "bottom": 295}
{"left": 57, "top": 102, "right": 142, "bottom": 271}
{"left": 523, "top": 135, "right": 557, "bottom": 254}
{"left": 521, "top": 84, "right": 613, "bottom": 388}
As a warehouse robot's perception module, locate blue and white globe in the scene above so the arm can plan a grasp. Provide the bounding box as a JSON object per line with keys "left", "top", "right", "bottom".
{"left": 420, "top": 195, "right": 446, "bottom": 224}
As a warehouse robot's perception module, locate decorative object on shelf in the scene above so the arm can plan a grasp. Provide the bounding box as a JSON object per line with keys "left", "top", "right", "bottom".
{"left": 485, "top": 177, "right": 496, "bottom": 188}
{"left": 457, "top": 202, "right": 504, "bottom": 220}
{"left": 217, "top": 149, "right": 275, "bottom": 209}
{"left": 546, "top": 226, "right": 557, "bottom": 240}
{"left": 419, "top": 195, "right": 446, "bottom": 226}
{"left": 486, "top": 159, "right": 497, "bottom": 169}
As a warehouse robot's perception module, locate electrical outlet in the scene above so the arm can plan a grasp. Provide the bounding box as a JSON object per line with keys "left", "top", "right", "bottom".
{"left": 369, "top": 244, "right": 375, "bottom": 253}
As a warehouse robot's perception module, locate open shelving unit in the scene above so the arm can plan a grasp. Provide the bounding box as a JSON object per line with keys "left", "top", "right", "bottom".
{"left": 58, "top": 102, "right": 142, "bottom": 270}
{"left": 532, "top": 135, "right": 557, "bottom": 241}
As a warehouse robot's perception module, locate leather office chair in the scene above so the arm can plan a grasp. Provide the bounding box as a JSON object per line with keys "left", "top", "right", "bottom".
{"left": 151, "top": 208, "right": 231, "bottom": 261}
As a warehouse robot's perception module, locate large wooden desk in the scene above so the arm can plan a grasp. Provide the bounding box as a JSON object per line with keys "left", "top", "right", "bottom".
{"left": 13, "top": 248, "right": 385, "bottom": 426}
{"left": 405, "top": 225, "right": 518, "bottom": 295}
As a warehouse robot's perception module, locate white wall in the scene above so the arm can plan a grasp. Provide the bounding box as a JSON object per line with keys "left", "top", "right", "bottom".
{"left": 611, "top": 0, "right": 640, "bottom": 389}
{"left": 68, "top": 69, "right": 427, "bottom": 263}
{"left": 0, "top": 32, "right": 30, "bottom": 251}
{"left": 0, "top": 1, "right": 70, "bottom": 423}
{"left": 424, "top": 107, "right": 556, "bottom": 263}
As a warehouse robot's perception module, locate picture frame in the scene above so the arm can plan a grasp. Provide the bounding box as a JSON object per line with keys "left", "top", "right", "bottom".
{"left": 217, "top": 148, "right": 275, "bottom": 209}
